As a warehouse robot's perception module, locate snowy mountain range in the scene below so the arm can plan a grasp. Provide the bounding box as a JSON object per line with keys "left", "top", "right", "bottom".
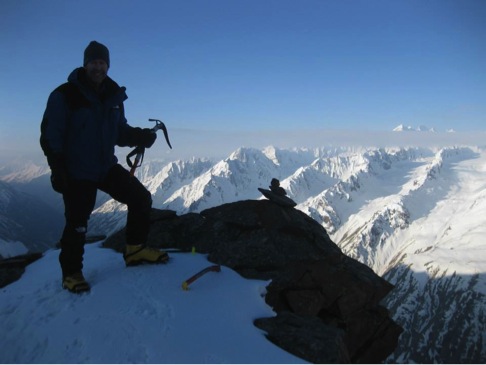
{"left": 1, "top": 144, "right": 485, "bottom": 363}
{"left": 392, "top": 123, "right": 456, "bottom": 133}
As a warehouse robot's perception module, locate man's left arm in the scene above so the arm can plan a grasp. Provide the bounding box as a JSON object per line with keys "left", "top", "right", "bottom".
{"left": 116, "top": 109, "right": 157, "bottom": 148}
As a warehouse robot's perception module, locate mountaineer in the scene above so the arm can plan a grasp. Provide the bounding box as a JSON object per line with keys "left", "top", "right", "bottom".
{"left": 40, "top": 41, "right": 168, "bottom": 293}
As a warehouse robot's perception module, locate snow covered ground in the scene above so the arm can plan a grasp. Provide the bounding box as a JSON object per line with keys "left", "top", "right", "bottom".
{"left": 0, "top": 243, "right": 305, "bottom": 363}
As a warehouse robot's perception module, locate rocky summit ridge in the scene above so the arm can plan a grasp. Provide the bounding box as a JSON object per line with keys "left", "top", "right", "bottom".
{"left": 104, "top": 199, "right": 402, "bottom": 363}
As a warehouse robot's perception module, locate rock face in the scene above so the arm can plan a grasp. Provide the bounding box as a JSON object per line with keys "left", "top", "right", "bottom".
{"left": 103, "top": 200, "right": 402, "bottom": 363}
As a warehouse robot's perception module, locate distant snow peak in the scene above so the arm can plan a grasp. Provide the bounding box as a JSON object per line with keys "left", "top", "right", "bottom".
{"left": 393, "top": 124, "right": 436, "bottom": 132}
{"left": 0, "top": 161, "right": 49, "bottom": 183}
{"left": 229, "top": 146, "right": 260, "bottom": 162}
{"left": 0, "top": 239, "right": 29, "bottom": 258}
{"left": 393, "top": 124, "right": 414, "bottom": 132}
{"left": 262, "top": 145, "right": 280, "bottom": 165}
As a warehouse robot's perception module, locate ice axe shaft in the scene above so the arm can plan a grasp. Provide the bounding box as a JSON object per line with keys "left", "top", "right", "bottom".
{"left": 182, "top": 264, "right": 221, "bottom": 290}
{"left": 127, "top": 146, "right": 145, "bottom": 177}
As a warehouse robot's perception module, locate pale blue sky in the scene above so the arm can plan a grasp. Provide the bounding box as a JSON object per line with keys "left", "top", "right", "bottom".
{"left": 1, "top": 0, "right": 485, "bottom": 162}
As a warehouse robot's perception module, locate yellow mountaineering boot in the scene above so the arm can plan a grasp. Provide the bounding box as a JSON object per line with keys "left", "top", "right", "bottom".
{"left": 62, "top": 272, "right": 91, "bottom": 293}
{"left": 124, "top": 245, "right": 169, "bottom": 267}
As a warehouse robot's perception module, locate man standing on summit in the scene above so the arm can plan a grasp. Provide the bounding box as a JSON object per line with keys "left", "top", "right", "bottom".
{"left": 40, "top": 41, "right": 169, "bottom": 294}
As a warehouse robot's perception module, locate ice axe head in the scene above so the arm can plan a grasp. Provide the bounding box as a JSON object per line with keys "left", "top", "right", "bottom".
{"left": 149, "top": 118, "right": 172, "bottom": 149}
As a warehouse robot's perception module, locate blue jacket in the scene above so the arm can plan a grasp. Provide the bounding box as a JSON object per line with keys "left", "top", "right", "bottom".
{"left": 41, "top": 68, "right": 139, "bottom": 182}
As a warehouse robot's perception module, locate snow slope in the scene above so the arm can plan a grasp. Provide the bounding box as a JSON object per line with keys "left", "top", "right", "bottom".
{"left": 0, "top": 238, "right": 28, "bottom": 258}
{"left": 0, "top": 242, "right": 305, "bottom": 363}
{"left": 0, "top": 180, "right": 64, "bottom": 254}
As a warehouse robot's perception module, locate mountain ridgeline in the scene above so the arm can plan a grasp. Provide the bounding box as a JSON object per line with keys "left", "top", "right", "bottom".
{"left": 1, "top": 145, "right": 485, "bottom": 363}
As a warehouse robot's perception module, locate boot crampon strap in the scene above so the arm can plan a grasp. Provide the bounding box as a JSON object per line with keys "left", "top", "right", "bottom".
{"left": 124, "top": 245, "right": 169, "bottom": 266}
{"left": 62, "top": 272, "right": 90, "bottom": 293}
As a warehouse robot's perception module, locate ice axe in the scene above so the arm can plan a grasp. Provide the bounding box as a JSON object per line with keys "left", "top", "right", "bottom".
{"left": 182, "top": 264, "right": 221, "bottom": 291}
{"left": 127, "top": 118, "right": 172, "bottom": 177}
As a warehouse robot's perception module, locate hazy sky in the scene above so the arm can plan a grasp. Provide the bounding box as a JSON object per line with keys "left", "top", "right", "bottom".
{"left": 1, "top": 0, "right": 485, "bottom": 163}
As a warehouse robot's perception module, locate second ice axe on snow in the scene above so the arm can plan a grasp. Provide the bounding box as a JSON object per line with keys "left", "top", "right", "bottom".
{"left": 127, "top": 118, "right": 172, "bottom": 176}
{"left": 182, "top": 265, "right": 221, "bottom": 291}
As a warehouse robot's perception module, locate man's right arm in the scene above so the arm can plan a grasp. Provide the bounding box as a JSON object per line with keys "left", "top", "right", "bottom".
{"left": 40, "top": 90, "right": 69, "bottom": 169}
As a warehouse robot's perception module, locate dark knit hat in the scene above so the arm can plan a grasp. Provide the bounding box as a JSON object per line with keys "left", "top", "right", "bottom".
{"left": 83, "top": 41, "right": 110, "bottom": 67}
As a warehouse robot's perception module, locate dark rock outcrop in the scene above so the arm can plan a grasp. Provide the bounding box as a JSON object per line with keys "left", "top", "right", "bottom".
{"left": 254, "top": 312, "right": 350, "bottom": 363}
{"left": 0, "top": 252, "right": 43, "bottom": 288}
{"left": 104, "top": 200, "right": 402, "bottom": 363}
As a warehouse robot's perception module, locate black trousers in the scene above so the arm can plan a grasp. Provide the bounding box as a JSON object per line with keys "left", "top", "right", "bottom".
{"left": 59, "top": 164, "right": 152, "bottom": 277}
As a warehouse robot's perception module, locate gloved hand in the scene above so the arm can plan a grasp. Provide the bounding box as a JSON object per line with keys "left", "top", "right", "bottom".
{"left": 132, "top": 127, "right": 157, "bottom": 148}
{"left": 46, "top": 153, "right": 68, "bottom": 194}
{"left": 50, "top": 168, "right": 69, "bottom": 194}
{"left": 140, "top": 128, "right": 157, "bottom": 148}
